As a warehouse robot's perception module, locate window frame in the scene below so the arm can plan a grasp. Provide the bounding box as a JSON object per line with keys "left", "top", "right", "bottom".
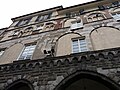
{"left": 71, "top": 20, "right": 83, "bottom": 29}
{"left": 0, "top": 48, "right": 6, "bottom": 57}
{"left": 18, "top": 43, "right": 36, "bottom": 60}
{"left": 71, "top": 37, "right": 88, "bottom": 53}
{"left": 36, "top": 13, "right": 51, "bottom": 22}
{"left": 112, "top": 13, "right": 120, "bottom": 21}
{"left": 15, "top": 18, "right": 32, "bottom": 27}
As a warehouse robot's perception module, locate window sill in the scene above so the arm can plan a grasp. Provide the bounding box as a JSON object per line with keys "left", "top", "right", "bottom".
{"left": 70, "top": 27, "right": 84, "bottom": 31}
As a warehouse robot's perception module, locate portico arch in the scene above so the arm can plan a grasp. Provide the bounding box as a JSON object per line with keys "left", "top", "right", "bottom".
{"left": 55, "top": 70, "right": 120, "bottom": 90}
{"left": 5, "top": 79, "right": 34, "bottom": 90}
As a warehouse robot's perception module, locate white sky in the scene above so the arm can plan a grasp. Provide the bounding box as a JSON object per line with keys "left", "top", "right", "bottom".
{"left": 0, "top": 0, "right": 93, "bottom": 29}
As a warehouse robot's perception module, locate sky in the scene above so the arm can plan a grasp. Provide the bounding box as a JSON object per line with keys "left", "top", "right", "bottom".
{"left": 0, "top": 0, "right": 93, "bottom": 29}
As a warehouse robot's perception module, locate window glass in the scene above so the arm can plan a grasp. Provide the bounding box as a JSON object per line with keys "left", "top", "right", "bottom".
{"left": 72, "top": 39, "right": 87, "bottom": 53}
{"left": 71, "top": 20, "right": 83, "bottom": 29}
{"left": 112, "top": 13, "right": 120, "bottom": 21}
{"left": 16, "top": 18, "right": 31, "bottom": 27}
{"left": 18, "top": 44, "right": 36, "bottom": 60}
{"left": 0, "top": 50, "right": 4, "bottom": 56}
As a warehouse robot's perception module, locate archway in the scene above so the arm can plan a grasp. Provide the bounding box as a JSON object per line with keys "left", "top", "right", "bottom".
{"left": 5, "top": 79, "right": 34, "bottom": 90}
{"left": 55, "top": 71, "right": 120, "bottom": 90}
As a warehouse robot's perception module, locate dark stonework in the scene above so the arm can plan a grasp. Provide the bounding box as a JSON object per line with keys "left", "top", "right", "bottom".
{"left": 0, "top": 47, "right": 120, "bottom": 90}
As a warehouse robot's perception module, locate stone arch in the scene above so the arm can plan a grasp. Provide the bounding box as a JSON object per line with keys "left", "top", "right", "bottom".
{"left": 55, "top": 32, "right": 83, "bottom": 56}
{"left": 0, "top": 43, "right": 24, "bottom": 64}
{"left": 54, "top": 70, "right": 120, "bottom": 90}
{"left": 90, "top": 26, "right": 120, "bottom": 50}
{"left": 5, "top": 79, "right": 34, "bottom": 90}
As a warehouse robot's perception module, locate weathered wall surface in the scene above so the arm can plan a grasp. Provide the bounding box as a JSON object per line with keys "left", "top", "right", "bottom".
{"left": 0, "top": 47, "right": 120, "bottom": 90}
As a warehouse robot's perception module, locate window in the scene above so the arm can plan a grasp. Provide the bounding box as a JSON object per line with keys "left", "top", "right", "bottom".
{"left": 87, "top": 13, "right": 105, "bottom": 22}
{"left": 36, "top": 15, "right": 44, "bottom": 22}
{"left": 72, "top": 39, "right": 87, "bottom": 53}
{"left": 71, "top": 12, "right": 80, "bottom": 17}
{"left": 36, "top": 13, "right": 51, "bottom": 22}
{"left": 18, "top": 44, "right": 36, "bottom": 60}
{"left": 0, "top": 50, "right": 4, "bottom": 56}
{"left": 112, "top": 13, "right": 120, "bottom": 21}
{"left": 16, "top": 18, "right": 31, "bottom": 26}
{"left": 98, "top": 5, "right": 105, "bottom": 10}
{"left": 112, "top": 1, "right": 119, "bottom": 6}
{"left": 71, "top": 20, "right": 83, "bottom": 29}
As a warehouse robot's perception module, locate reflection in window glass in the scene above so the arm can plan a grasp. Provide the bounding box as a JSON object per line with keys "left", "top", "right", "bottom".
{"left": 19, "top": 44, "right": 36, "bottom": 60}
{"left": 72, "top": 39, "right": 87, "bottom": 53}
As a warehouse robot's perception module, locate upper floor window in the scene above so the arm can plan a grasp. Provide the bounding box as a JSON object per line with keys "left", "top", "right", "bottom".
{"left": 36, "top": 13, "right": 51, "bottom": 22}
{"left": 72, "top": 38, "right": 87, "bottom": 53}
{"left": 112, "top": 1, "right": 119, "bottom": 7}
{"left": 112, "top": 13, "right": 120, "bottom": 21}
{"left": 16, "top": 18, "right": 31, "bottom": 27}
{"left": 71, "top": 20, "right": 83, "bottom": 29}
{"left": 66, "top": 12, "right": 81, "bottom": 18}
{"left": 87, "top": 13, "right": 106, "bottom": 22}
{"left": 98, "top": 5, "right": 106, "bottom": 10}
{"left": 18, "top": 44, "right": 36, "bottom": 60}
{"left": 0, "top": 49, "right": 5, "bottom": 56}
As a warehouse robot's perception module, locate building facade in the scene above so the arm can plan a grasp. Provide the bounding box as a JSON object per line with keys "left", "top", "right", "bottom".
{"left": 0, "top": 0, "right": 120, "bottom": 90}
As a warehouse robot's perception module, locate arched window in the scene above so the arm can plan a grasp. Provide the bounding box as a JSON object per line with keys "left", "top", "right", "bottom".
{"left": 87, "top": 13, "right": 106, "bottom": 22}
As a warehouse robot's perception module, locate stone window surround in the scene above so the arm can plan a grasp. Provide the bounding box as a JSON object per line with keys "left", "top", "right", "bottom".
{"left": 18, "top": 43, "right": 36, "bottom": 60}
{"left": 71, "top": 36, "right": 88, "bottom": 53}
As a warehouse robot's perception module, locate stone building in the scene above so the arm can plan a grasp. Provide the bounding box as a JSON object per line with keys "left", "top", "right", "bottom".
{"left": 0, "top": 0, "right": 120, "bottom": 90}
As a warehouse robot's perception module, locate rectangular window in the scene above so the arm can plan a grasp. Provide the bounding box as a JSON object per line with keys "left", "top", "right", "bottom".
{"left": 112, "top": 1, "right": 119, "bottom": 6}
{"left": 0, "top": 50, "right": 4, "bottom": 56}
{"left": 36, "top": 13, "right": 51, "bottom": 22}
{"left": 71, "top": 21, "right": 83, "bottom": 29}
{"left": 112, "top": 13, "right": 120, "bottom": 21}
{"left": 16, "top": 18, "right": 31, "bottom": 27}
{"left": 18, "top": 44, "right": 36, "bottom": 60}
{"left": 72, "top": 39, "right": 87, "bottom": 53}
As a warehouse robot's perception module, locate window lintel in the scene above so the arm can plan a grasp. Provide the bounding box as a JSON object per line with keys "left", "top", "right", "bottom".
{"left": 71, "top": 36, "right": 85, "bottom": 40}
